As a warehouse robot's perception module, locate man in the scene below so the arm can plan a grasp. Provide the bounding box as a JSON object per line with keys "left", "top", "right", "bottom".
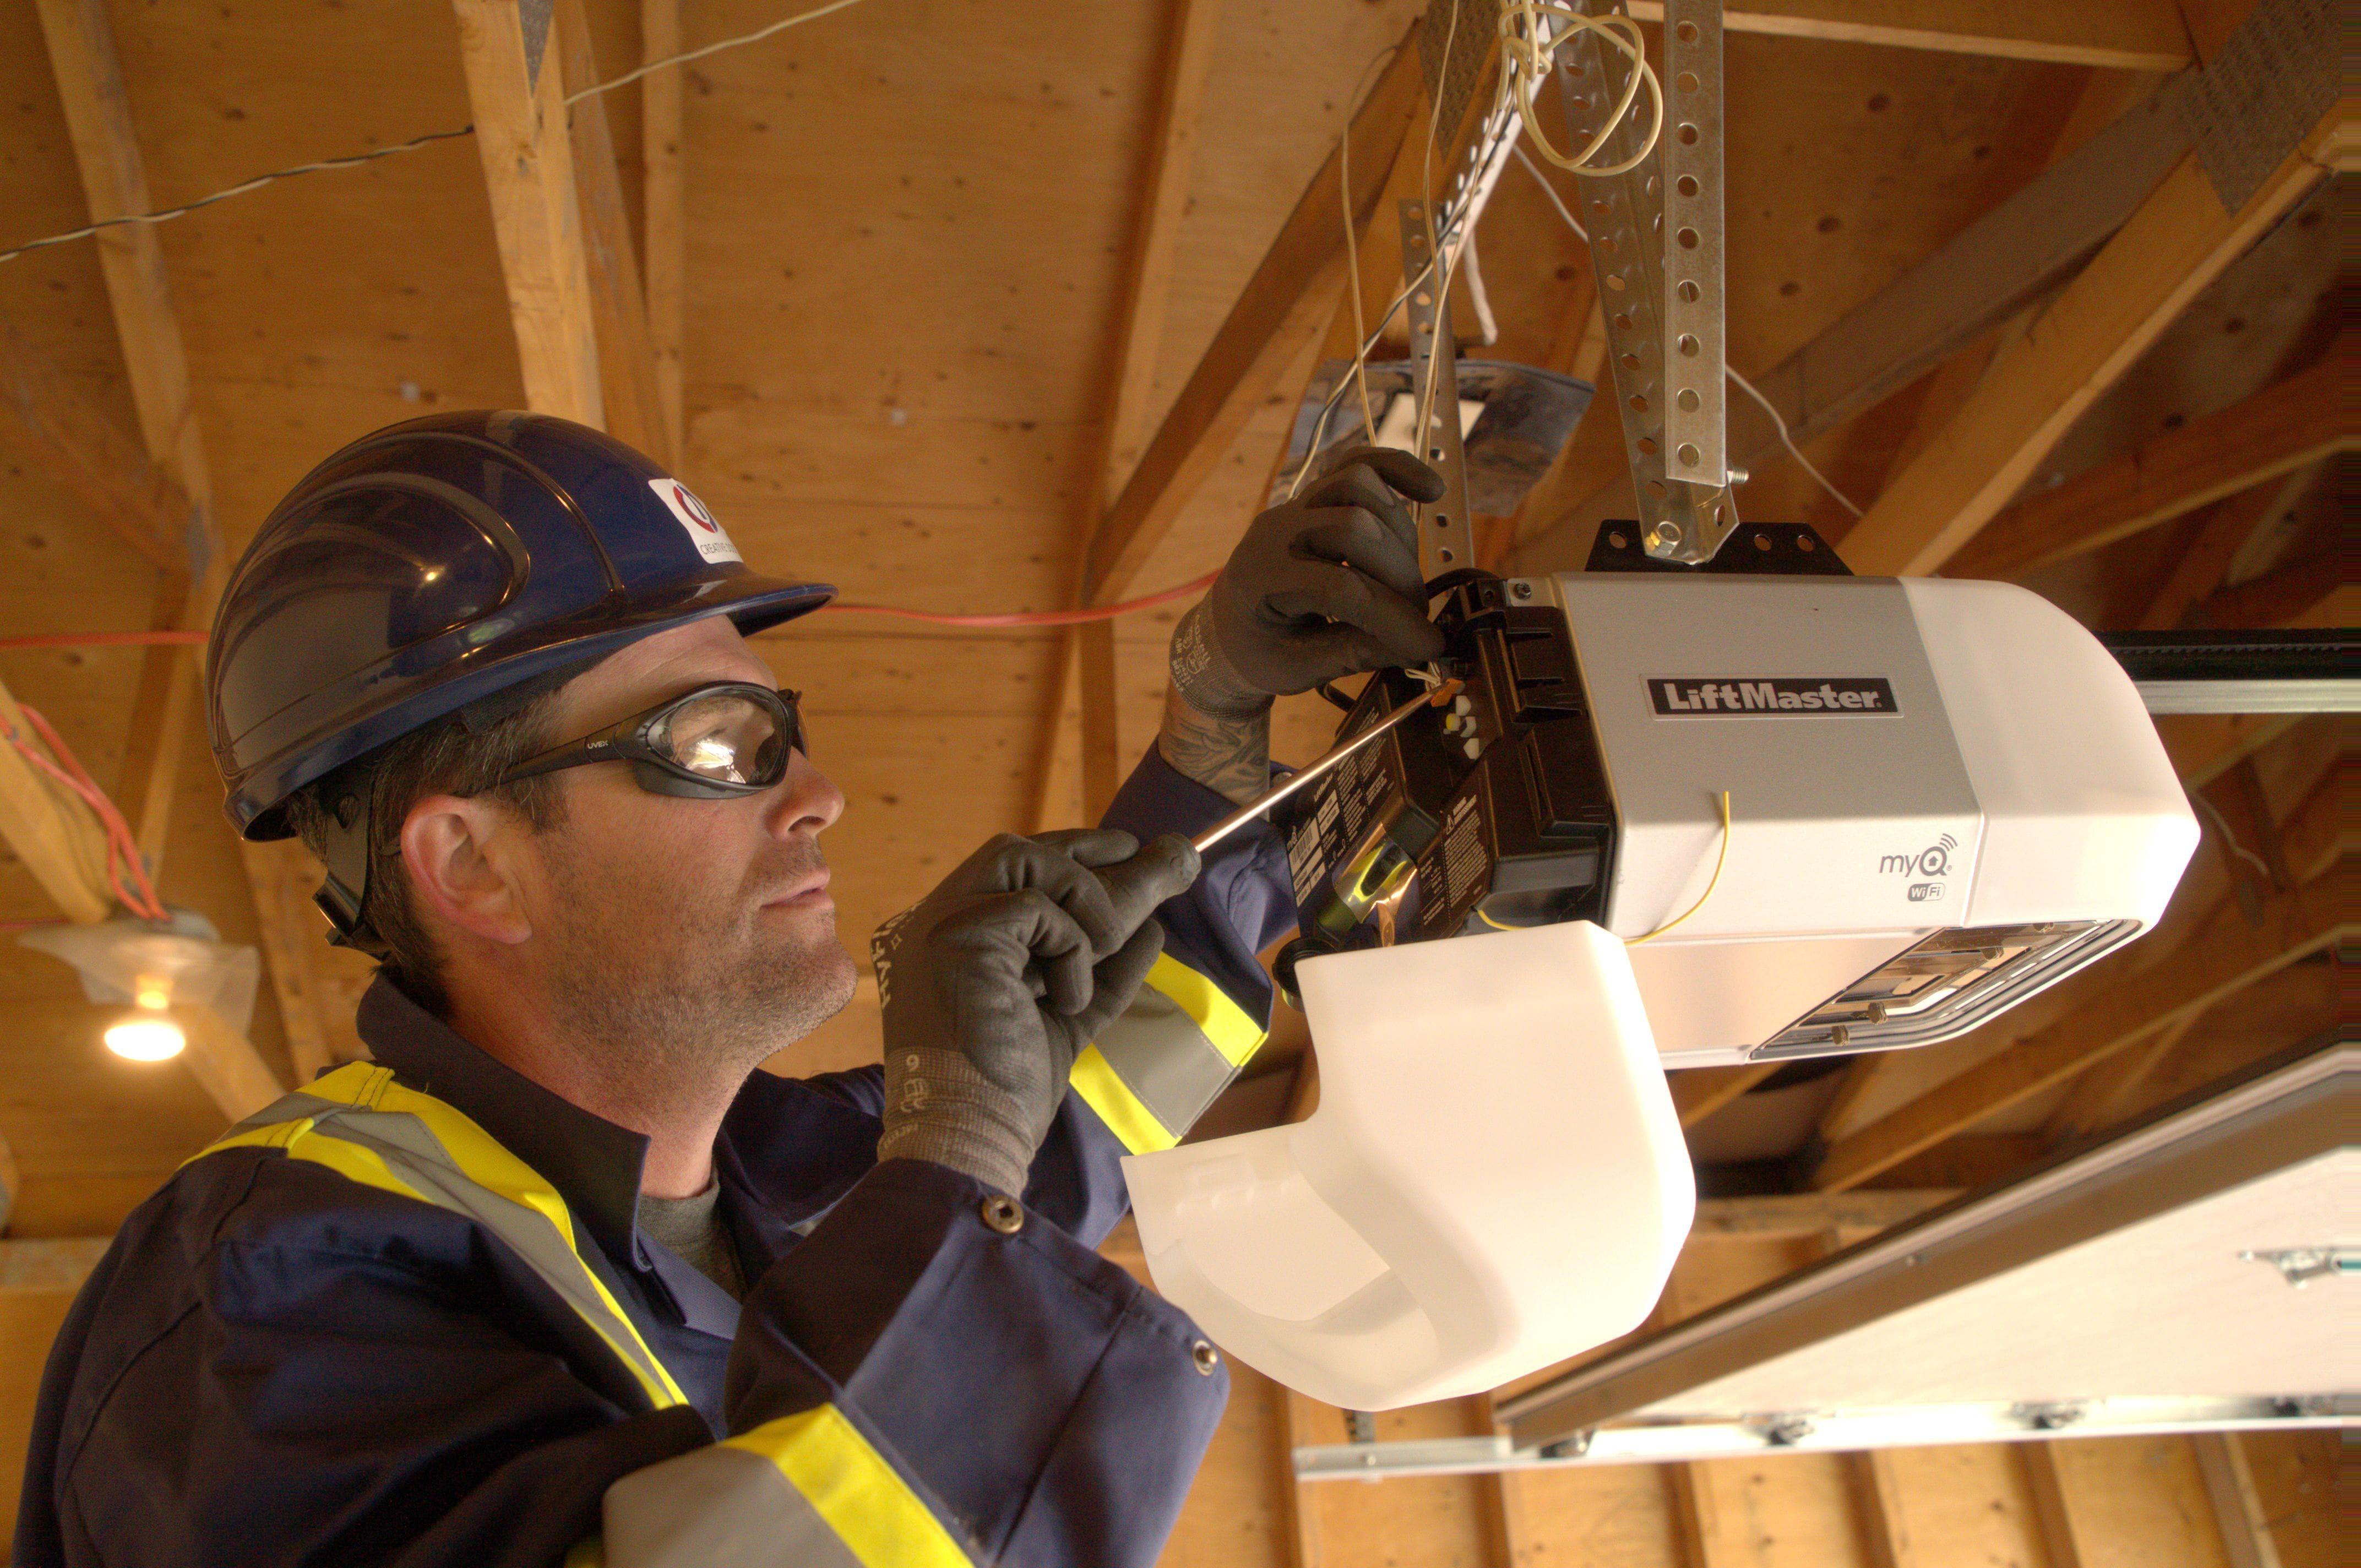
{"left": 15, "top": 412, "right": 1441, "bottom": 1567}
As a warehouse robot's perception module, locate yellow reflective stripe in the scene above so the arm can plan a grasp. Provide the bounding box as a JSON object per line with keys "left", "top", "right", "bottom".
{"left": 563, "top": 1537, "right": 605, "bottom": 1568}
{"left": 1069, "top": 1044, "right": 1177, "bottom": 1155}
{"left": 1141, "top": 952, "right": 1265, "bottom": 1068}
{"left": 192, "top": 1064, "right": 687, "bottom": 1412}
{"left": 726, "top": 1406, "right": 973, "bottom": 1568}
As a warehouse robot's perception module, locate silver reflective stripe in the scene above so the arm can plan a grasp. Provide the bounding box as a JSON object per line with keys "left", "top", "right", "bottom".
{"left": 1088, "top": 981, "right": 1241, "bottom": 1137}
{"left": 600, "top": 1446, "right": 865, "bottom": 1568}
{"left": 215, "top": 1090, "right": 682, "bottom": 1410}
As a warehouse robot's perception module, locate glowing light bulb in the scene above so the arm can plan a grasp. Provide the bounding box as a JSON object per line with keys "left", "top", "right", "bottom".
{"left": 105, "top": 1016, "right": 186, "bottom": 1061}
{"left": 132, "top": 978, "right": 172, "bottom": 1011}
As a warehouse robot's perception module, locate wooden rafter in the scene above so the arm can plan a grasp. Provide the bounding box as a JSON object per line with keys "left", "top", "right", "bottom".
{"left": 555, "top": 0, "right": 670, "bottom": 467}
{"left": 1624, "top": 0, "right": 2193, "bottom": 70}
{"left": 2131, "top": 467, "right": 2310, "bottom": 628}
{"left": 1507, "top": 81, "right": 2195, "bottom": 571}
{"left": 0, "top": 320, "right": 184, "bottom": 576}
{"left": 0, "top": 671, "right": 113, "bottom": 925}
{"left": 1669, "top": 1062, "right": 1781, "bottom": 1128}
{"left": 31, "top": 0, "right": 295, "bottom": 1121}
{"left": 1809, "top": 860, "right": 2348, "bottom": 1191}
{"left": 31, "top": 0, "right": 229, "bottom": 868}
{"left": 1080, "top": 32, "right": 1427, "bottom": 605}
{"left": 1029, "top": 0, "right": 1229, "bottom": 829}
{"left": 1941, "top": 337, "right": 2354, "bottom": 579}
{"left": 451, "top": 0, "right": 605, "bottom": 426}
{"left": 641, "top": 0, "right": 687, "bottom": 461}
{"left": 1836, "top": 96, "right": 2348, "bottom": 574}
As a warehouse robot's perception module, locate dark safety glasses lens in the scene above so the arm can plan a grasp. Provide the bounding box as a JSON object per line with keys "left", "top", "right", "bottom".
{"left": 649, "top": 690, "right": 794, "bottom": 787}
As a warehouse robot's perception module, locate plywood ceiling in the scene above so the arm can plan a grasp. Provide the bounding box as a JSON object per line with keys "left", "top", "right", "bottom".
{"left": 0, "top": 0, "right": 2338, "bottom": 1237}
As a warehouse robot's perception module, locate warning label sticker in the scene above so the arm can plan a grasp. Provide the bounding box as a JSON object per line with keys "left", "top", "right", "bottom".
{"left": 649, "top": 477, "right": 743, "bottom": 565}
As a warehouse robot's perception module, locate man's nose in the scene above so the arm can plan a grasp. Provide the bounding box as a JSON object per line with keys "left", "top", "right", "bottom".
{"left": 766, "top": 748, "right": 844, "bottom": 839}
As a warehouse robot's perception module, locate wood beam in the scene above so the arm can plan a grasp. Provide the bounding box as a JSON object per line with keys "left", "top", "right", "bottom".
{"left": 2163, "top": 711, "right": 2300, "bottom": 787}
{"left": 1508, "top": 84, "right": 2195, "bottom": 572}
{"left": 0, "top": 672, "right": 113, "bottom": 924}
{"left": 0, "top": 319, "right": 184, "bottom": 575}
{"left": 555, "top": 0, "right": 670, "bottom": 467}
{"left": 1846, "top": 1449, "right": 1917, "bottom": 1568}
{"left": 177, "top": 1003, "right": 287, "bottom": 1123}
{"left": 1026, "top": 0, "right": 1227, "bottom": 832}
{"left": 32, "top": 0, "right": 231, "bottom": 869}
{"left": 1837, "top": 102, "right": 2347, "bottom": 575}
{"left": 1941, "top": 339, "right": 2354, "bottom": 578}
{"left": 1278, "top": 1386, "right": 1329, "bottom": 1568}
{"left": 640, "top": 0, "right": 687, "bottom": 462}
{"left": 1811, "top": 868, "right": 2349, "bottom": 1190}
{"left": 451, "top": 0, "right": 605, "bottom": 426}
{"left": 1076, "top": 619, "right": 1123, "bottom": 823}
{"left": 0, "top": 1237, "right": 109, "bottom": 1295}
{"left": 1669, "top": 1062, "right": 1781, "bottom": 1128}
{"left": 2192, "top": 1433, "right": 2286, "bottom": 1568}
{"left": 1624, "top": 1, "right": 2193, "bottom": 70}
{"left": 1082, "top": 29, "right": 1425, "bottom": 603}
{"left": 2131, "top": 469, "right": 2308, "bottom": 628}
{"left": 2189, "top": 548, "right": 2347, "bottom": 629}
{"left": 2018, "top": 1444, "right": 2092, "bottom": 1568}
{"left": 1690, "top": 1189, "right": 1957, "bottom": 1237}
{"left": 2039, "top": 1010, "right": 2202, "bottom": 1144}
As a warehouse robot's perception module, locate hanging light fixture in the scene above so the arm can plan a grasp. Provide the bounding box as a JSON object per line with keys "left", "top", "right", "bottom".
{"left": 19, "top": 913, "right": 258, "bottom": 1066}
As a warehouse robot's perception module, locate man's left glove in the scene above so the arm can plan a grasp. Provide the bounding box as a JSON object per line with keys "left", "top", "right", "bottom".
{"left": 1171, "top": 445, "right": 1449, "bottom": 717}
{"left": 871, "top": 829, "right": 1201, "bottom": 1197}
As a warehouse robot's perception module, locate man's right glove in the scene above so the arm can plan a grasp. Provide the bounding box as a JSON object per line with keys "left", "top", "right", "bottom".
{"left": 871, "top": 829, "right": 1201, "bottom": 1197}
{"left": 1170, "top": 445, "right": 1449, "bottom": 718}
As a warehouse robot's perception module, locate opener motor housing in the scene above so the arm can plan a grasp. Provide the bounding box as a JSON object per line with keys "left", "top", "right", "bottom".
{"left": 1277, "top": 559, "right": 2197, "bottom": 1066}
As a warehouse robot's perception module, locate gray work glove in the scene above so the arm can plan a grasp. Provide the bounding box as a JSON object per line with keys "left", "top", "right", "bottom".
{"left": 1171, "top": 445, "right": 1449, "bottom": 717}
{"left": 872, "top": 829, "right": 1201, "bottom": 1197}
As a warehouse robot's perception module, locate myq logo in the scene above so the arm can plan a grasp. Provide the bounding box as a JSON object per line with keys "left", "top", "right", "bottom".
{"left": 1883, "top": 834, "right": 1956, "bottom": 901}
{"left": 1648, "top": 676, "right": 1900, "bottom": 716}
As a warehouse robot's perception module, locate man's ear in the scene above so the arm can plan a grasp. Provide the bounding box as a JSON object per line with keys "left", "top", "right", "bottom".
{"left": 400, "top": 794, "right": 535, "bottom": 946}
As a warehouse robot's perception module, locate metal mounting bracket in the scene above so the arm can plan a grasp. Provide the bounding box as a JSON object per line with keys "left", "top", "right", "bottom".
{"left": 1554, "top": 0, "right": 1735, "bottom": 563}
{"left": 1401, "top": 197, "right": 1478, "bottom": 577}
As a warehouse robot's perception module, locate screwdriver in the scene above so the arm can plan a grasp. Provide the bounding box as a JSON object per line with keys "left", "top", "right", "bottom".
{"left": 1192, "top": 679, "right": 1464, "bottom": 853}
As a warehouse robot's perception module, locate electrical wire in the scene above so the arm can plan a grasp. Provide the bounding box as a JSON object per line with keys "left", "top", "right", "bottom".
{"left": 824, "top": 571, "right": 1218, "bottom": 628}
{"left": 1515, "top": 140, "right": 1869, "bottom": 522}
{"left": 1625, "top": 790, "right": 1730, "bottom": 945}
{"left": 1511, "top": 142, "right": 1587, "bottom": 242}
{"left": 563, "top": 0, "right": 877, "bottom": 103}
{"left": 3, "top": 704, "right": 169, "bottom": 921}
{"left": 1498, "top": 2, "right": 1662, "bottom": 178}
{"left": 0, "top": 0, "right": 882, "bottom": 267}
{"left": 2191, "top": 789, "right": 2273, "bottom": 882}
{"left": 1726, "top": 364, "right": 1864, "bottom": 518}
{"left": 0, "top": 127, "right": 478, "bottom": 266}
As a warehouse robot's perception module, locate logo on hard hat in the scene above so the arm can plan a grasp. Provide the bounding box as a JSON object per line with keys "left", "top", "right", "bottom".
{"left": 648, "top": 477, "right": 743, "bottom": 565}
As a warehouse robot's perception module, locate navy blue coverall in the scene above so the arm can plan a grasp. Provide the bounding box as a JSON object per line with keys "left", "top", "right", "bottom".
{"left": 13, "top": 752, "right": 1301, "bottom": 1568}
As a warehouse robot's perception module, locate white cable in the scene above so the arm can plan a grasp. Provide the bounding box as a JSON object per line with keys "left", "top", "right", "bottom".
{"left": 0, "top": 127, "right": 476, "bottom": 265}
{"left": 2191, "top": 790, "right": 2274, "bottom": 881}
{"left": 1516, "top": 141, "right": 1867, "bottom": 520}
{"left": 566, "top": 0, "right": 877, "bottom": 103}
{"left": 0, "top": 0, "right": 880, "bottom": 266}
{"left": 1511, "top": 142, "right": 1588, "bottom": 243}
{"left": 1498, "top": 2, "right": 1662, "bottom": 178}
{"left": 1725, "top": 365, "right": 1865, "bottom": 518}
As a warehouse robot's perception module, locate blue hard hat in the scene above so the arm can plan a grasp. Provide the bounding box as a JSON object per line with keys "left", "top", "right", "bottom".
{"left": 209, "top": 410, "right": 834, "bottom": 840}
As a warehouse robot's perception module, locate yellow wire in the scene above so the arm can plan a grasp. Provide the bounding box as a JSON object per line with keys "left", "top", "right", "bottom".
{"left": 1476, "top": 906, "right": 1520, "bottom": 932}
{"left": 1625, "top": 791, "right": 1731, "bottom": 946}
{"left": 1498, "top": 2, "right": 1664, "bottom": 179}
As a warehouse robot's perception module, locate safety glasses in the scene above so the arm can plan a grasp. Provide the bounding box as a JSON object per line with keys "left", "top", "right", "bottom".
{"left": 491, "top": 682, "right": 807, "bottom": 799}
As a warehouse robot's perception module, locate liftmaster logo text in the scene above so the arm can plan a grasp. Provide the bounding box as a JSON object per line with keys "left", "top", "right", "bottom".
{"left": 1647, "top": 676, "right": 1900, "bottom": 716}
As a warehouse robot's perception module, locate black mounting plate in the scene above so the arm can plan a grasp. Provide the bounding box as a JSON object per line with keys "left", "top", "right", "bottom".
{"left": 1585, "top": 519, "right": 1853, "bottom": 576}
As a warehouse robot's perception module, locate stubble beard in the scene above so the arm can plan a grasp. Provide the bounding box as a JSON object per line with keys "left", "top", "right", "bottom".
{"left": 537, "top": 836, "right": 860, "bottom": 1111}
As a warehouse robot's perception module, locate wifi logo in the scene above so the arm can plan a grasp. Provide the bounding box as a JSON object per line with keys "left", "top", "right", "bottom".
{"left": 1919, "top": 834, "right": 1957, "bottom": 878}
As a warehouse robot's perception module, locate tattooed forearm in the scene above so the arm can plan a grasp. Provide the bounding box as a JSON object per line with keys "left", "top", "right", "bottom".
{"left": 1158, "top": 685, "right": 1270, "bottom": 806}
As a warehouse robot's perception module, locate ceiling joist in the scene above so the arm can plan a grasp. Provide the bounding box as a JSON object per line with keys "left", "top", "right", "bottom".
{"left": 1625, "top": 0, "right": 2194, "bottom": 70}
{"left": 1943, "top": 335, "right": 2353, "bottom": 578}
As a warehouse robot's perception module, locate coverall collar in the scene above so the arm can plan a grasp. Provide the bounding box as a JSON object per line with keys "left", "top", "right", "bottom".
{"left": 356, "top": 974, "right": 655, "bottom": 1277}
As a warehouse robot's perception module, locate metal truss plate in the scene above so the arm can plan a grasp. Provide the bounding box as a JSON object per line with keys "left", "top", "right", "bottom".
{"left": 1401, "top": 198, "right": 1478, "bottom": 577}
